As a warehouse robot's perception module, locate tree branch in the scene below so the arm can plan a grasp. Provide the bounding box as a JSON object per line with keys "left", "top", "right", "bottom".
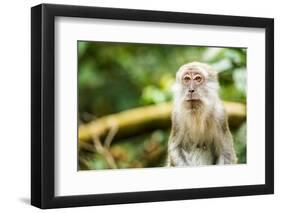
{"left": 79, "top": 101, "right": 246, "bottom": 148}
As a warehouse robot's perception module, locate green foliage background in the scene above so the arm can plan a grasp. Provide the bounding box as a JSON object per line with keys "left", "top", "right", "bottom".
{"left": 78, "top": 41, "right": 247, "bottom": 170}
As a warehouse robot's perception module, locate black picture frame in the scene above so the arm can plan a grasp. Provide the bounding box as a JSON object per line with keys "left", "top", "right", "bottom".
{"left": 31, "top": 3, "right": 274, "bottom": 209}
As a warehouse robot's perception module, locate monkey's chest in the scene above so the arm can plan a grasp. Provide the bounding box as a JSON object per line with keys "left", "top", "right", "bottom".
{"left": 181, "top": 144, "right": 215, "bottom": 166}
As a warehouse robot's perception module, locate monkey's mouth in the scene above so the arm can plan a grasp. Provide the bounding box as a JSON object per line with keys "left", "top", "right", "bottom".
{"left": 185, "top": 99, "right": 200, "bottom": 101}
{"left": 184, "top": 99, "right": 202, "bottom": 109}
{"left": 185, "top": 97, "right": 201, "bottom": 102}
{"left": 185, "top": 93, "right": 200, "bottom": 101}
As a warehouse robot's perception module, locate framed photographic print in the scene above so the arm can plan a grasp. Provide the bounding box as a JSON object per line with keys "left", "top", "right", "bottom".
{"left": 31, "top": 3, "right": 274, "bottom": 209}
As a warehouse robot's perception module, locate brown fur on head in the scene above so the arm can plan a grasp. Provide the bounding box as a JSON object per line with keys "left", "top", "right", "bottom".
{"left": 174, "top": 61, "right": 220, "bottom": 111}
{"left": 176, "top": 62, "right": 218, "bottom": 83}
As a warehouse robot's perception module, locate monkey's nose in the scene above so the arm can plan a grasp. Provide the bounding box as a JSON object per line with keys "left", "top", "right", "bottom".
{"left": 189, "top": 89, "right": 195, "bottom": 93}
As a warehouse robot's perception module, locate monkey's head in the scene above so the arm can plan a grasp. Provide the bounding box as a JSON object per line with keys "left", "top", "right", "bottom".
{"left": 174, "top": 62, "right": 219, "bottom": 110}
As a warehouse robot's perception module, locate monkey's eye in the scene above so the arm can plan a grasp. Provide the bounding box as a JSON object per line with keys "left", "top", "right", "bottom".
{"left": 194, "top": 75, "right": 202, "bottom": 83}
{"left": 183, "top": 75, "right": 191, "bottom": 83}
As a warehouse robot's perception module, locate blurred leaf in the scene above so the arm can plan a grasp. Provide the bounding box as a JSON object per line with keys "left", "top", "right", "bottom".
{"left": 211, "top": 58, "right": 233, "bottom": 72}
{"left": 234, "top": 122, "right": 247, "bottom": 163}
{"left": 202, "top": 47, "right": 223, "bottom": 62}
{"left": 78, "top": 41, "right": 88, "bottom": 57}
{"left": 224, "top": 49, "right": 245, "bottom": 65}
{"left": 233, "top": 68, "right": 247, "bottom": 95}
{"left": 141, "top": 86, "right": 167, "bottom": 104}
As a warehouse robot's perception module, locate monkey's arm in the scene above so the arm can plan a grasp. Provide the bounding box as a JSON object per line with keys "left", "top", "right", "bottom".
{"left": 167, "top": 145, "right": 188, "bottom": 167}
{"left": 167, "top": 113, "right": 188, "bottom": 167}
{"left": 167, "top": 129, "right": 188, "bottom": 167}
{"left": 216, "top": 130, "right": 237, "bottom": 164}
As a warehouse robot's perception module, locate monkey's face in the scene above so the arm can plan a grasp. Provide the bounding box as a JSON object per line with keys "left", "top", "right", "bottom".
{"left": 181, "top": 71, "right": 205, "bottom": 101}
{"left": 174, "top": 62, "right": 219, "bottom": 109}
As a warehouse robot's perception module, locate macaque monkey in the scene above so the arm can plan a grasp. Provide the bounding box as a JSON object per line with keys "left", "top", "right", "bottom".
{"left": 167, "top": 62, "right": 237, "bottom": 167}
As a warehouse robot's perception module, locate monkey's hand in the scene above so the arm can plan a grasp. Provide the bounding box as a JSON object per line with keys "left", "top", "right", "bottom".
{"left": 216, "top": 139, "right": 237, "bottom": 165}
